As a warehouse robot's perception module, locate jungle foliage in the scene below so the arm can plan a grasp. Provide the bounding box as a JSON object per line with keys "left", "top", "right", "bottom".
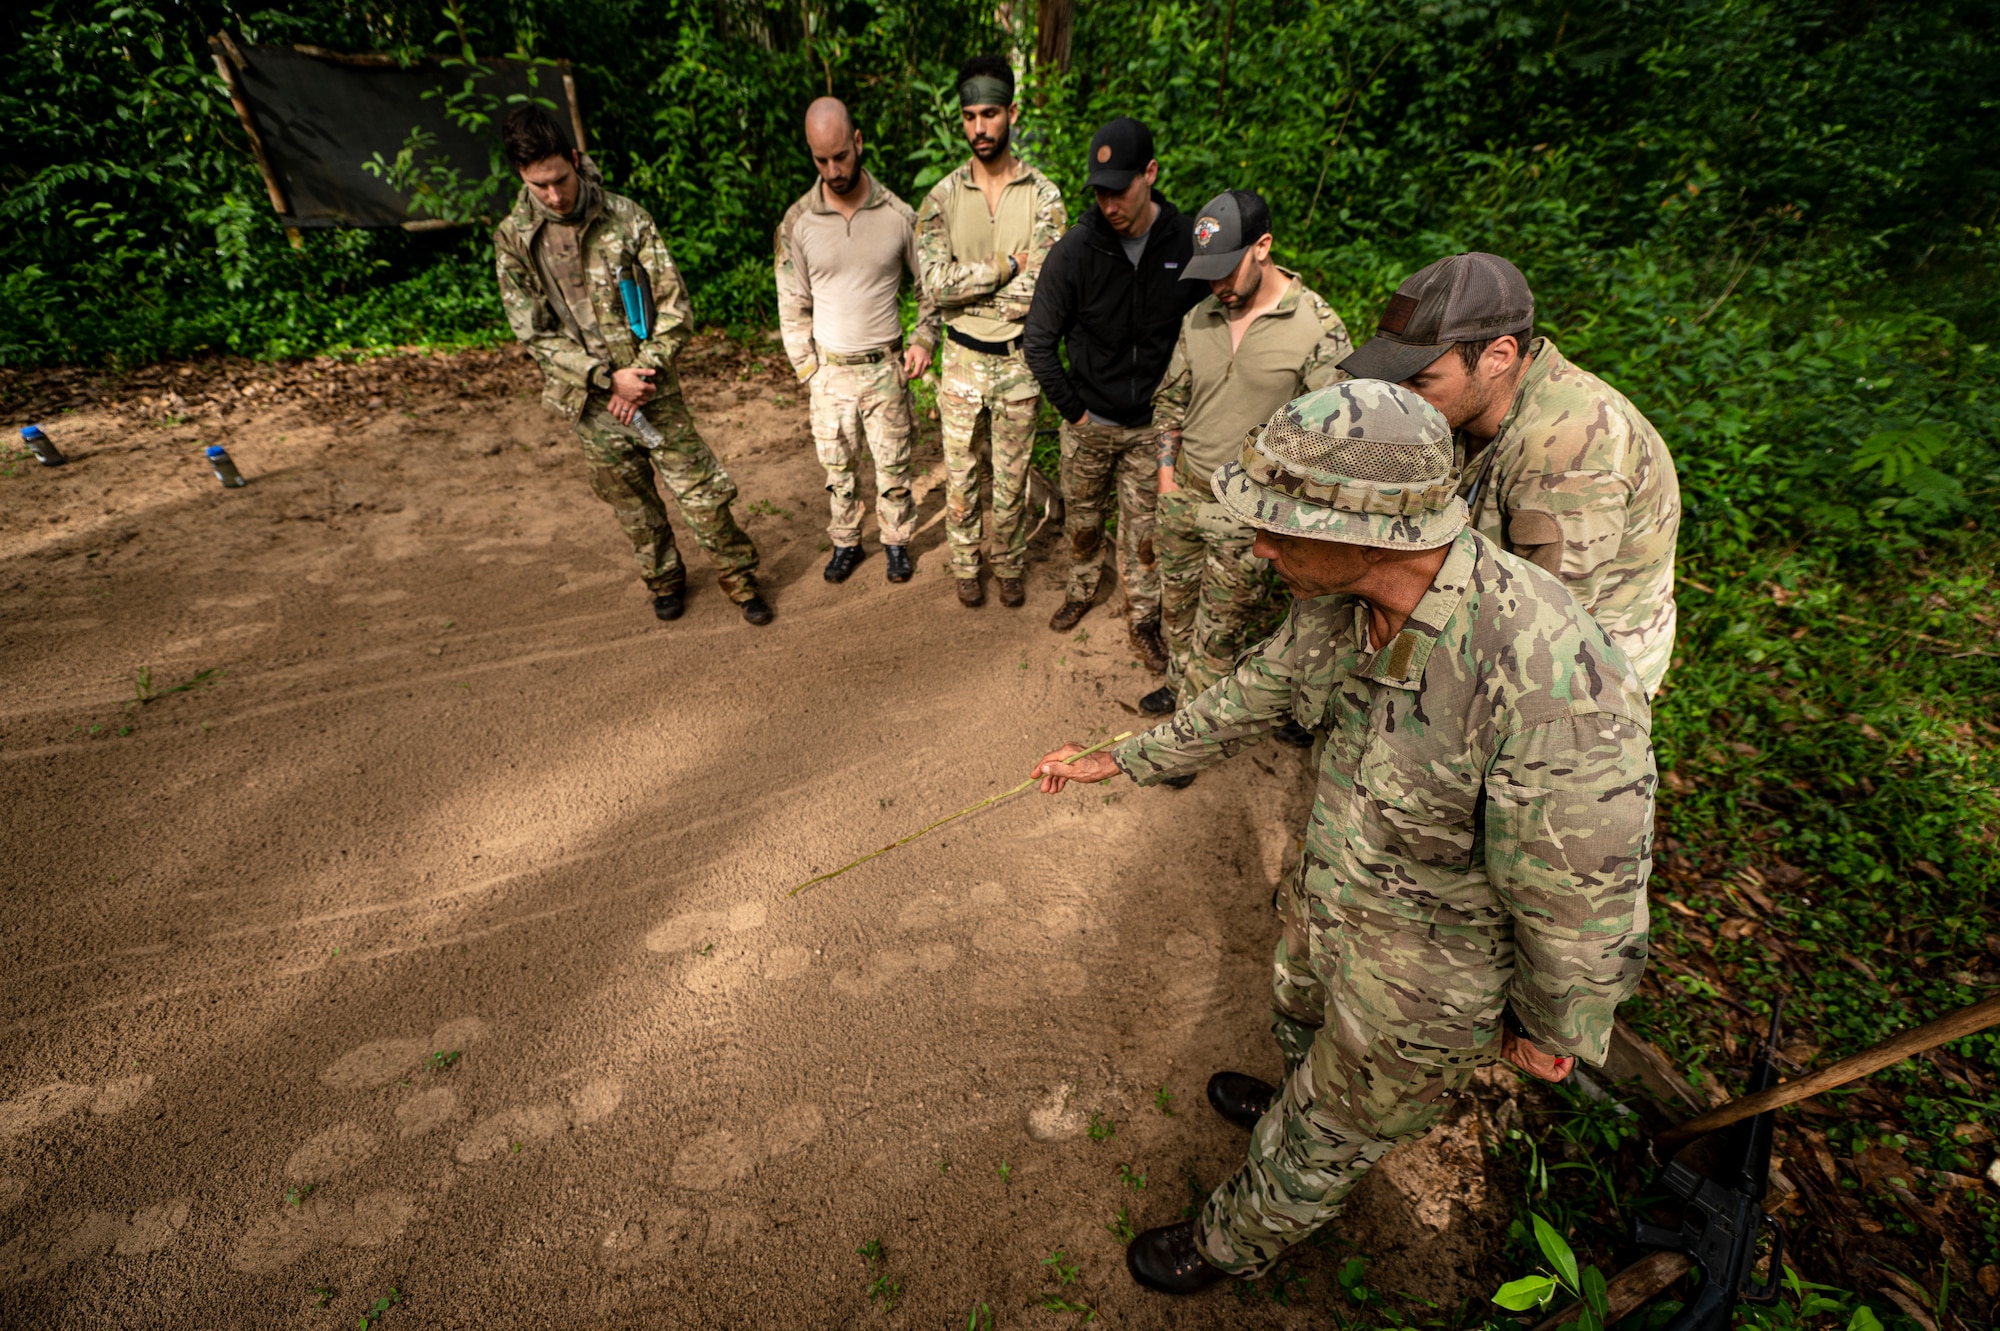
{"left": 3, "top": 0, "right": 1998, "bottom": 1321}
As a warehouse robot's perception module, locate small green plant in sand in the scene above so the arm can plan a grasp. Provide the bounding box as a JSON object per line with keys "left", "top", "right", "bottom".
{"left": 856, "top": 1238, "right": 901, "bottom": 1311}
{"left": 745, "top": 498, "right": 791, "bottom": 519}
{"left": 356, "top": 1286, "right": 401, "bottom": 1327}
{"left": 1103, "top": 1205, "right": 1135, "bottom": 1243}
{"left": 426, "top": 1050, "right": 461, "bottom": 1072}
{"left": 1118, "top": 1164, "right": 1147, "bottom": 1192}
{"left": 286, "top": 1184, "right": 316, "bottom": 1208}
{"left": 1153, "top": 1085, "right": 1175, "bottom": 1115}
{"left": 132, "top": 665, "right": 220, "bottom": 705}
{"left": 1086, "top": 1112, "right": 1116, "bottom": 1143}
{"left": 1041, "top": 1248, "right": 1098, "bottom": 1315}
{"left": 310, "top": 1282, "right": 335, "bottom": 1308}
{"left": 964, "top": 1302, "right": 993, "bottom": 1331}
{"left": 995, "top": 1161, "right": 1012, "bottom": 1183}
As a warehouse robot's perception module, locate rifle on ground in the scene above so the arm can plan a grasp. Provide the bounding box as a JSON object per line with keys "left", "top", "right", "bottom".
{"left": 1628, "top": 1001, "right": 1786, "bottom": 1331}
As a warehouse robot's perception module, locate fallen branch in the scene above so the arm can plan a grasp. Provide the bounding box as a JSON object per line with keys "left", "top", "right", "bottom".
{"left": 787, "top": 731, "right": 1134, "bottom": 898}
{"left": 1530, "top": 1251, "right": 1694, "bottom": 1331}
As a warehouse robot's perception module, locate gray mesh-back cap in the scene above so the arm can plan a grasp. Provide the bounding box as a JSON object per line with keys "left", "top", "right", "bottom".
{"left": 1211, "top": 380, "right": 1467, "bottom": 549}
{"left": 1339, "top": 253, "right": 1535, "bottom": 383}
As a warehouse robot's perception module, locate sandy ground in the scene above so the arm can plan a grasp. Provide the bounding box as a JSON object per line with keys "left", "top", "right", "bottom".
{"left": 0, "top": 342, "right": 1516, "bottom": 1328}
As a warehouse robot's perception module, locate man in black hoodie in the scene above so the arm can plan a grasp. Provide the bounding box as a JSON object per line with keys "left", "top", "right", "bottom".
{"left": 1025, "top": 118, "right": 1206, "bottom": 664}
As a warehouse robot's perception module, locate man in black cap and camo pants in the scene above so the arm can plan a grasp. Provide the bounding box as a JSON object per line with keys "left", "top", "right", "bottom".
{"left": 1025, "top": 117, "right": 1207, "bottom": 669}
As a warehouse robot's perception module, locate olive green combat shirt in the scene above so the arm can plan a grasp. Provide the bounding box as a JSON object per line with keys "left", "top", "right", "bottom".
{"left": 1152, "top": 272, "right": 1353, "bottom": 491}
{"left": 1458, "top": 339, "right": 1681, "bottom": 694}
{"left": 493, "top": 181, "right": 694, "bottom": 423}
{"left": 915, "top": 159, "right": 1066, "bottom": 344}
{"left": 1115, "top": 528, "right": 1654, "bottom": 1065}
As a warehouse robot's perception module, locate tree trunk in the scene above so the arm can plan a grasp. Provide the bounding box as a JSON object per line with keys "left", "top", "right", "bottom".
{"left": 1035, "top": 0, "right": 1075, "bottom": 74}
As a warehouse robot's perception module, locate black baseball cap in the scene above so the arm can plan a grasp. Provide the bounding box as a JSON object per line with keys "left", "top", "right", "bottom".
{"left": 1087, "top": 117, "right": 1154, "bottom": 190}
{"left": 1182, "top": 190, "right": 1271, "bottom": 281}
{"left": 1339, "top": 253, "right": 1536, "bottom": 382}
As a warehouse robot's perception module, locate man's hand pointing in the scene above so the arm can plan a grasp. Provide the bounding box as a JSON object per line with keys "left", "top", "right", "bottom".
{"left": 1033, "top": 743, "right": 1122, "bottom": 794}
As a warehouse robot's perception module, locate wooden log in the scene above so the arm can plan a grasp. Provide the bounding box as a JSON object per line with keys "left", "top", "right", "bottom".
{"left": 1655, "top": 994, "right": 2000, "bottom": 1150}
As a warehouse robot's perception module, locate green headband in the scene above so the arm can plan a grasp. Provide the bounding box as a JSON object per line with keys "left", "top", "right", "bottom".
{"left": 958, "top": 75, "right": 1013, "bottom": 108}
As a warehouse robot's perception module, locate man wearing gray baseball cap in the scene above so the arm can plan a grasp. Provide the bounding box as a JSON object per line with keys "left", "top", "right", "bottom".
{"left": 1341, "top": 252, "right": 1682, "bottom": 694}
{"left": 1029, "top": 379, "right": 1654, "bottom": 1294}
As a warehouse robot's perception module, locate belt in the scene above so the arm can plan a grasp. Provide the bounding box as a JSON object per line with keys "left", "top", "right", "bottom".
{"left": 819, "top": 345, "right": 896, "bottom": 366}
{"left": 947, "top": 326, "right": 1023, "bottom": 356}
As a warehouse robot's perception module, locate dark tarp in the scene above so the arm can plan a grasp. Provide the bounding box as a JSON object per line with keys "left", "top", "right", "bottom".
{"left": 212, "top": 42, "right": 581, "bottom": 229}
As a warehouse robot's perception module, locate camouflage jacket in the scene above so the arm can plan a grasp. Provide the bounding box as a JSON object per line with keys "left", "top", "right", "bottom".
{"left": 1459, "top": 339, "right": 1681, "bottom": 694}
{"left": 1115, "top": 529, "right": 1654, "bottom": 1064}
{"left": 493, "top": 183, "right": 694, "bottom": 423}
{"left": 915, "top": 158, "right": 1066, "bottom": 341}
{"left": 773, "top": 172, "right": 940, "bottom": 381}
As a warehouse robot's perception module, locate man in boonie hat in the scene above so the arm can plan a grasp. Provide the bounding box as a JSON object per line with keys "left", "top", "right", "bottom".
{"left": 1030, "top": 379, "right": 1657, "bottom": 1294}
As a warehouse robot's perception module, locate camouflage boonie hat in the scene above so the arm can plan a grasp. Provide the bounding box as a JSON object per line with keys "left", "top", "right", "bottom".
{"left": 1211, "top": 380, "right": 1466, "bottom": 550}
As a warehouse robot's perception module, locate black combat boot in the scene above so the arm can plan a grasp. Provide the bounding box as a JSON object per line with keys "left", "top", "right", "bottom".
{"left": 1161, "top": 773, "right": 1197, "bottom": 789}
{"left": 1125, "top": 1221, "right": 1228, "bottom": 1295}
{"left": 1206, "top": 1071, "right": 1278, "bottom": 1130}
{"left": 824, "top": 545, "right": 865, "bottom": 582}
{"left": 741, "top": 595, "right": 774, "bottom": 626}
{"left": 884, "top": 545, "right": 913, "bottom": 583}
{"left": 653, "top": 592, "right": 685, "bottom": 621}
{"left": 1139, "top": 685, "right": 1176, "bottom": 715}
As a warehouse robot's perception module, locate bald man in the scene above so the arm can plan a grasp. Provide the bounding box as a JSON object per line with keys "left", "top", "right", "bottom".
{"left": 775, "top": 98, "right": 941, "bottom": 585}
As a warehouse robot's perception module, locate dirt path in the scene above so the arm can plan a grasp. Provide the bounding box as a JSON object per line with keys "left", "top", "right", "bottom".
{"left": 0, "top": 343, "right": 1511, "bottom": 1328}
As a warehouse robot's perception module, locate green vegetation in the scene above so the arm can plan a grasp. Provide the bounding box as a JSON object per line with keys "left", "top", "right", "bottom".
{"left": 425, "top": 1049, "right": 461, "bottom": 1072}
{"left": 1085, "top": 1110, "right": 1115, "bottom": 1142}
{"left": 856, "top": 1237, "right": 902, "bottom": 1312}
{"left": 356, "top": 1286, "right": 402, "bottom": 1329}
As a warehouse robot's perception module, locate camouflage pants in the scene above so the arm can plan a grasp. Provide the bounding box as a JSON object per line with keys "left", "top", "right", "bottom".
{"left": 1156, "top": 485, "right": 1269, "bottom": 703}
{"left": 1198, "top": 985, "right": 1486, "bottom": 1276}
{"left": 1270, "top": 870, "right": 1326, "bottom": 1070}
{"left": 810, "top": 356, "right": 917, "bottom": 548}
{"left": 1058, "top": 416, "right": 1159, "bottom": 624}
{"left": 575, "top": 395, "right": 760, "bottom": 602}
{"left": 937, "top": 338, "right": 1041, "bottom": 580}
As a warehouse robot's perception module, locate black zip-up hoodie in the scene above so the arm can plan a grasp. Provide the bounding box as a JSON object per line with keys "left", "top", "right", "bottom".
{"left": 1023, "top": 193, "right": 1207, "bottom": 428}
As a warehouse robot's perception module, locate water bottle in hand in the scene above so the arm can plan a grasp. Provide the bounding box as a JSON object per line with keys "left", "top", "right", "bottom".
{"left": 206, "top": 444, "right": 247, "bottom": 488}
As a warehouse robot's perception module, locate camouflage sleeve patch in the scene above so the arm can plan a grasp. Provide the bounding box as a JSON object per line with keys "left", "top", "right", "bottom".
{"left": 1298, "top": 291, "right": 1354, "bottom": 392}
{"left": 773, "top": 199, "right": 817, "bottom": 380}
{"left": 1153, "top": 321, "right": 1193, "bottom": 469}
{"left": 1484, "top": 712, "right": 1654, "bottom": 1065}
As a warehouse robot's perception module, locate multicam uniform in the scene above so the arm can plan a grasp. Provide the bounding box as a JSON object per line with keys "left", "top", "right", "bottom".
{"left": 915, "top": 160, "right": 1066, "bottom": 582}
{"left": 774, "top": 174, "right": 940, "bottom": 549}
{"left": 1117, "top": 382, "right": 1654, "bottom": 1276}
{"left": 1456, "top": 338, "right": 1681, "bottom": 694}
{"left": 1151, "top": 273, "right": 1350, "bottom": 700}
{"left": 493, "top": 178, "right": 758, "bottom": 602}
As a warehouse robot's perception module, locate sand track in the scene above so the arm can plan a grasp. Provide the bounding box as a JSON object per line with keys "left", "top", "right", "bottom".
{"left": 1, "top": 342, "right": 1512, "bottom": 1327}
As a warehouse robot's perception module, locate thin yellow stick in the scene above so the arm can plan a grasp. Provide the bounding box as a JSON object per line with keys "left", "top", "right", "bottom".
{"left": 787, "top": 731, "right": 1134, "bottom": 898}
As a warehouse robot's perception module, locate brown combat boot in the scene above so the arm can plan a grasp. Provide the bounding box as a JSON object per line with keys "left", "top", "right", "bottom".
{"left": 957, "top": 577, "right": 984, "bottom": 607}
{"left": 1130, "top": 617, "right": 1168, "bottom": 673}
{"left": 1048, "top": 599, "right": 1092, "bottom": 632}
{"left": 997, "top": 577, "right": 1026, "bottom": 608}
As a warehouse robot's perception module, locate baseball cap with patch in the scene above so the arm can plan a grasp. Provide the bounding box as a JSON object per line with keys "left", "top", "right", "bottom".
{"left": 1338, "top": 252, "right": 1535, "bottom": 383}
{"left": 1086, "top": 117, "right": 1154, "bottom": 190}
{"left": 1211, "top": 380, "right": 1466, "bottom": 550}
{"left": 1181, "top": 189, "right": 1271, "bottom": 281}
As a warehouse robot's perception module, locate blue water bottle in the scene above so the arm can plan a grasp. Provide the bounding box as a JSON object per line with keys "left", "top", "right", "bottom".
{"left": 206, "top": 444, "right": 247, "bottom": 488}
{"left": 20, "top": 424, "right": 65, "bottom": 467}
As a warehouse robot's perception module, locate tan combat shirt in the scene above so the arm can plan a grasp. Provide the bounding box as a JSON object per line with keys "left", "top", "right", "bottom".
{"left": 772, "top": 173, "right": 941, "bottom": 381}
{"left": 1458, "top": 339, "right": 1681, "bottom": 694}
{"left": 915, "top": 159, "right": 1066, "bottom": 344}
{"left": 1152, "top": 271, "right": 1352, "bottom": 490}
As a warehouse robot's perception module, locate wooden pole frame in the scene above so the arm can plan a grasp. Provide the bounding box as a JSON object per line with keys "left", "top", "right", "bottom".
{"left": 209, "top": 32, "right": 301, "bottom": 248}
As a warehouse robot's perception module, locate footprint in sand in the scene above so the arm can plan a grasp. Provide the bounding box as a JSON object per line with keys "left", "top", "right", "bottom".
{"left": 894, "top": 883, "right": 1092, "bottom": 1006}
{"left": 646, "top": 900, "right": 813, "bottom": 995}
{"left": 0, "top": 1074, "right": 156, "bottom": 1138}
{"left": 232, "top": 1016, "right": 624, "bottom": 1273}
{"left": 830, "top": 942, "right": 958, "bottom": 997}
{"left": 0, "top": 1200, "right": 190, "bottom": 1288}
{"left": 669, "top": 1102, "right": 824, "bottom": 1191}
